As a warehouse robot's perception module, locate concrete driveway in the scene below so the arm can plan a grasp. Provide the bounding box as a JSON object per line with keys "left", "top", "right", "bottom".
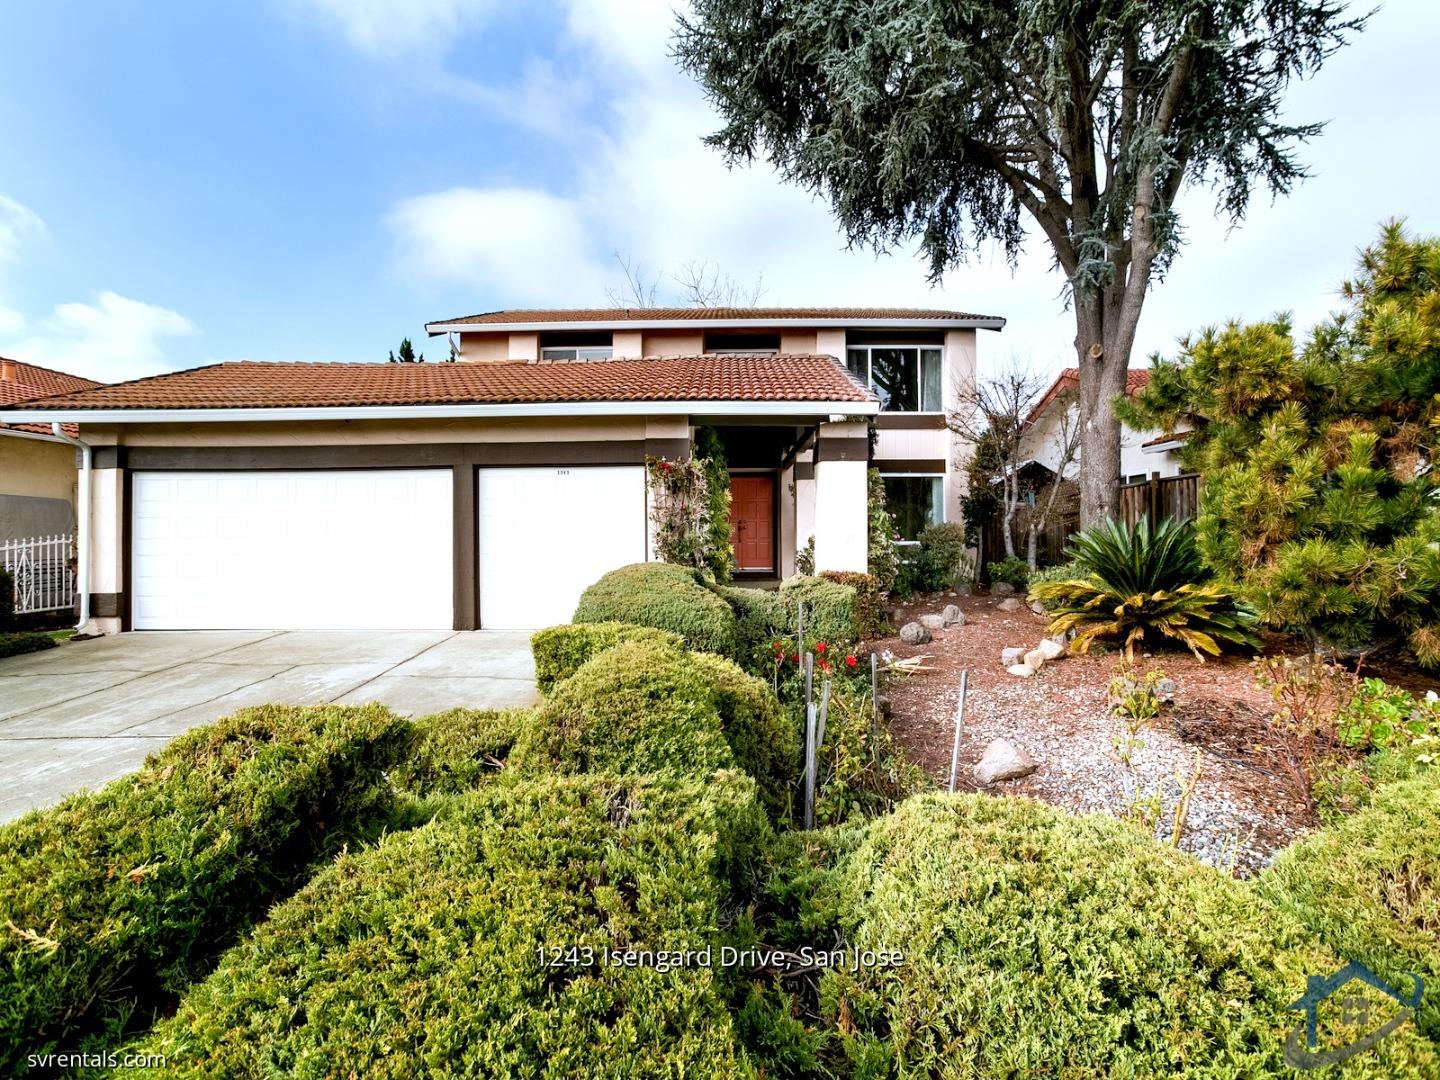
{"left": 0, "top": 630, "right": 539, "bottom": 823}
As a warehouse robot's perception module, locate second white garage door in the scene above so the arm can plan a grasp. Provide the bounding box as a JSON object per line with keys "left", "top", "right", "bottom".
{"left": 478, "top": 466, "right": 646, "bottom": 629}
{"left": 131, "top": 470, "right": 453, "bottom": 630}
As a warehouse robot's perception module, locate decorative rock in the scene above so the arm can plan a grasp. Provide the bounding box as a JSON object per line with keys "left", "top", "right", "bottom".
{"left": 1156, "top": 677, "right": 1178, "bottom": 702}
{"left": 1030, "top": 600, "right": 1046, "bottom": 615}
{"left": 991, "top": 581, "right": 1016, "bottom": 596}
{"left": 1006, "top": 663, "right": 1036, "bottom": 677}
{"left": 1023, "top": 648, "right": 1047, "bottom": 672}
{"left": 899, "top": 621, "right": 932, "bottom": 645}
{"left": 1001, "top": 646, "right": 1027, "bottom": 666}
{"left": 956, "top": 583, "right": 973, "bottom": 596}
{"left": 997, "top": 597, "right": 1022, "bottom": 612}
{"left": 1036, "top": 637, "right": 1066, "bottom": 661}
{"left": 919, "top": 613, "right": 946, "bottom": 631}
{"left": 942, "top": 604, "right": 965, "bottom": 627}
{"left": 972, "top": 738, "right": 1038, "bottom": 785}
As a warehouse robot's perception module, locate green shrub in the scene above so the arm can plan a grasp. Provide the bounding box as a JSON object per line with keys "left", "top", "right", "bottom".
{"left": 986, "top": 555, "right": 1031, "bottom": 589}
{"left": 0, "top": 567, "right": 13, "bottom": 630}
{"left": 575, "top": 561, "right": 739, "bottom": 658}
{"left": 1336, "top": 678, "right": 1438, "bottom": 750}
{"left": 866, "top": 468, "right": 899, "bottom": 593}
{"left": 511, "top": 639, "right": 736, "bottom": 778}
{"left": 390, "top": 707, "right": 536, "bottom": 798}
{"left": 780, "top": 793, "right": 1436, "bottom": 1076}
{"left": 697, "top": 425, "right": 736, "bottom": 583}
{"left": 712, "top": 583, "right": 792, "bottom": 672}
{"left": 0, "top": 705, "right": 412, "bottom": 1070}
{"left": 1031, "top": 516, "right": 1260, "bottom": 660}
{"left": 0, "top": 630, "right": 57, "bottom": 659}
{"left": 531, "top": 621, "right": 683, "bottom": 693}
{"left": 778, "top": 576, "right": 860, "bottom": 648}
{"left": 689, "top": 652, "right": 799, "bottom": 818}
{"left": 124, "top": 773, "right": 766, "bottom": 1078}
{"left": 819, "top": 571, "right": 888, "bottom": 638}
{"left": 917, "top": 522, "right": 971, "bottom": 585}
{"left": 1257, "top": 771, "right": 1440, "bottom": 1041}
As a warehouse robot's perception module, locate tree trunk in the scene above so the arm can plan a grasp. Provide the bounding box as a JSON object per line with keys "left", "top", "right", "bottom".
{"left": 1074, "top": 288, "right": 1142, "bottom": 528}
{"left": 1025, "top": 525, "right": 1038, "bottom": 570}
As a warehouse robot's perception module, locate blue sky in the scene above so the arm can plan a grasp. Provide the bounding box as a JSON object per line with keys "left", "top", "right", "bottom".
{"left": 1, "top": 0, "right": 1437, "bottom": 383}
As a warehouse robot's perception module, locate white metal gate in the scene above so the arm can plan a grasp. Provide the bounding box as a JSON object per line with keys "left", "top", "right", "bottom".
{"left": 1, "top": 533, "right": 76, "bottom": 614}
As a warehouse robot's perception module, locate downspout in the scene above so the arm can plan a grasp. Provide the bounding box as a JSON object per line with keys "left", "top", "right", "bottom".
{"left": 50, "top": 423, "right": 91, "bottom": 630}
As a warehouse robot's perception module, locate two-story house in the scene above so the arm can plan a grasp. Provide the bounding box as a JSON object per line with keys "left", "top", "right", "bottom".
{"left": 0, "top": 306, "right": 1002, "bottom": 634}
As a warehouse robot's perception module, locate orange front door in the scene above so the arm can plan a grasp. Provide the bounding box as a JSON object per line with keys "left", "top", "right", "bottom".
{"left": 729, "top": 474, "right": 774, "bottom": 572}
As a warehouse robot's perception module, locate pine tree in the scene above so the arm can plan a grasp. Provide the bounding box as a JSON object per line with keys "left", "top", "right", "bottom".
{"left": 1121, "top": 222, "right": 1440, "bottom": 663}
{"left": 388, "top": 338, "right": 423, "bottom": 364}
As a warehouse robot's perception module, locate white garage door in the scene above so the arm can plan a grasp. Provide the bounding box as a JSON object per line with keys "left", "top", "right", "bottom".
{"left": 131, "top": 470, "right": 453, "bottom": 630}
{"left": 478, "top": 466, "right": 646, "bottom": 629}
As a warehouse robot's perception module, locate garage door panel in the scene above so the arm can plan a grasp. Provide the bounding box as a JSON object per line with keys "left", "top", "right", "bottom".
{"left": 478, "top": 466, "right": 645, "bottom": 630}
{"left": 131, "top": 470, "right": 452, "bottom": 630}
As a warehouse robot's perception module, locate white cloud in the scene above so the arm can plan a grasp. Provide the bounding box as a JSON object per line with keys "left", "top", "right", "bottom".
{"left": 0, "top": 195, "right": 46, "bottom": 267}
{"left": 286, "top": 0, "right": 497, "bottom": 56}
{"left": 1, "top": 292, "right": 197, "bottom": 382}
{"left": 0, "top": 304, "right": 24, "bottom": 336}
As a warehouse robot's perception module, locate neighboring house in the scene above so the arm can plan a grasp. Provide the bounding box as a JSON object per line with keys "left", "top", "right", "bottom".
{"left": 0, "top": 307, "right": 1003, "bottom": 634}
{"left": 1022, "top": 366, "right": 1189, "bottom": 483}
{"left": 0, "top": 357, "right": 103, "bottom": 542}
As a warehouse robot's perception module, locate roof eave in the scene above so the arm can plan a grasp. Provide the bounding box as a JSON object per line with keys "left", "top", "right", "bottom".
{"left": 425, "top": 316, "right": 1007, "bottom": 335}
{"left": 0, "top": 399, "right": 881, "bottom": 425}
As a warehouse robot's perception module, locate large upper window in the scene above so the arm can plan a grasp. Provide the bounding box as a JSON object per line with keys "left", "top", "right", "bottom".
{"left": 882, "top": 475, "right": 944, "bottom": 541}
{"left": 539, "top": 331, "right": 612, "bottom": 362}
{"left": 846, "top": 346, "right": 942, "bottom": 411}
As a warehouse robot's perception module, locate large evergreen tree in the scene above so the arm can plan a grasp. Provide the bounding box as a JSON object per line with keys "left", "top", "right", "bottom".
{"left": 1122, "top": 222, "right": 1440, "bottom": 663}
{"left": 675, "top": 0, "right": 1364, "bottom": 527}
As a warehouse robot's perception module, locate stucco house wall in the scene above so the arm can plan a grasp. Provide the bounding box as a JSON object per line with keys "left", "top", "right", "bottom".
{"left": 0, "top": 433, "right": 78, "bottom": 541}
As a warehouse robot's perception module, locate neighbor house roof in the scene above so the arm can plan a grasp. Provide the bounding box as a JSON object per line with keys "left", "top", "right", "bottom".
{"left": 426, "top": 306, "right": 1005, "bottom": 333}
{"left": 2, "top": 356, "right": 875, "bottom": 419}
{"left": 1024, "top": 366, "right": 1151, "bottom": 426}
{"left": 0, "top": 357, "right": 103, "bottom": 437}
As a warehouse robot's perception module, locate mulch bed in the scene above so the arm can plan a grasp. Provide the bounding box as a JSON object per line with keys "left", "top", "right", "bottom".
{"left": 867, "top": 590, "right": 1375, "bottom": 876}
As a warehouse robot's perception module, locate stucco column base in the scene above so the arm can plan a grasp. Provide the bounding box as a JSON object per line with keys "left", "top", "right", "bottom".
{"left": 813, "top": 455, "right": 868, "bottom": 574}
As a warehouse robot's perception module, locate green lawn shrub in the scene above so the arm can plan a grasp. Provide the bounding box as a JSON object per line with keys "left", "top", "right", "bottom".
{"left": 0, "top": 567, "right": 13, "bottom": 630}
{"left": 0, "top": 705, "right": 412, "bottom": 1071}
{"left": 712, "top": 584, "right": 792, "bottom": 673}
{"left": 511, "top": 639, "right": 736, "bottom": 778}
{"left": 0, "top": 630, "right": 57, "bottom": 660}
{"left": 574, "top": 561, "right": 739, "bottom": 658}
{"left": 689, "top": 651, "right": 799, "bottom": 819}
{"left": 389, "top": 707, "right": 536, "bottom": 798}
{"left": 122, "top": 773, "right": 767, "bottom": 1078}
{"left": 778, "top": 576, "right": 860, "bottom": 648}
{"left": 531, "top": 621, "right": 683, "bottom": 693}
{"left": 818, "top": 571, "right": 887, "bottom": 638}
{"left": 1257, "top": 770, "right": 1440, "bottom": 1041}
{"left": 752, "top": 792, "right": 1436, "bottom": 1077}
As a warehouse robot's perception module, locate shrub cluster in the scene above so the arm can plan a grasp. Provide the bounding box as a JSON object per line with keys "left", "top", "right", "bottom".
{"left": 689, "top": 651, "right": 800, "bottom": 819}
{"left": 574, "top": 561, "right": 739, "bottom": 657}
{"left": 0, "top": 704, "right": 412, "bottom": 1070}
{"left": 1257, "top": 770, "right": 1440, "bottom": 1041}
{"left": 0, "top": 566, "right": 12, "bottom": 629}
{"left": 530, "top": 621, "right": 683, "bottom": 693}
{"left": 0, "top": 631, "right": 57, "bottom": 660}
{"left": 986, "top": 555, "right": 1031, "bottom": 589}
{"left": 389, "top": 706, "right": 536, "bottom": 799}
{"left": 753, "top": 792, "right": 1437, "bottom": 1077}
{"left": 817, "top": 571, "right": 887, "bottom": 638}
{"left": 778, "top": 576, "right": 861, "bottom": 648}
{"left": 711, "top": 583, "right": 791, "bottom": 669}
{"left": 123, "top": 773, "right": 767, "bottom": 1078}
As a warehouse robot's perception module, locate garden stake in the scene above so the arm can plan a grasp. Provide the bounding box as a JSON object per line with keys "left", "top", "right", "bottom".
{"left": 804, "top": 651, "right": 814, "bottom": 714}
{"left": 803, "top": 699, "right": 817, "bottom": 830}
{"left": 870, "top": 651, "right": 881, "bottom": 764}
{"left": 796, "top": 600, "right": 805, "bottom": 664}
{"left": 948, "top": 670, "right": 969, "bottom": 794}
{"left": 817, "top": 677, "right": 831, "bottom": 766}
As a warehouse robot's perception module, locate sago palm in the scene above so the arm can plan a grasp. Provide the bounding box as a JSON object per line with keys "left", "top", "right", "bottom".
{"left": 1029, "top": 517, "right": 1259, "bottom": 661}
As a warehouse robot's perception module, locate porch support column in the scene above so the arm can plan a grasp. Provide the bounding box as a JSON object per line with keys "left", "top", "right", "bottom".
{"left": 813, "top": 421, "right": 870, "bottom": 574}
{"left": 86, "top": 455, "right": 126, "bottom": 635}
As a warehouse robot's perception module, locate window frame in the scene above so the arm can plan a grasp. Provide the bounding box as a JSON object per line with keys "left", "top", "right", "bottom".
{"left": 845, "top": 344, "right": 944, "bottom": 413}
{"left": 539, "top": 345, "right": 614, "bottom": 362}
{"left": 878, "top": 471, "right": 946, "bottom": 541}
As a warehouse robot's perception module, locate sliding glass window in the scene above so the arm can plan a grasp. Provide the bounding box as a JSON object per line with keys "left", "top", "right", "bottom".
{"left": 846, "top": 346, "right": 943, "bottom": 412}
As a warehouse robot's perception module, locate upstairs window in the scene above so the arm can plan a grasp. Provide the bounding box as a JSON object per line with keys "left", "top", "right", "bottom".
{"left": 846, "top": 346, "right": 942, "bottom": 411}
{"left": 539, "top": 331, "right": 613, "bottom": 361}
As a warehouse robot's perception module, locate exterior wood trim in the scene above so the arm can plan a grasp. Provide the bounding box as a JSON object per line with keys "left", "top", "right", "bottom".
{"left": 814, "top": 436, "right": 870, "bottom": 463}
{"left": 453, "top": 466, "right": 478, "bottom": 630}
{"left": 793, "top": 462, "right": 814, "bottom": 481}
{"left": 873, "top": 459, "right": 947, "bottom": 474}
{"left": 122, "top": 440, "right": 660, "bottom": 471}
{"left": 90, "top": 592, "right": 124, "bottom": 619}
{"left": 874, "top": 413, "right": 947, "bottom": 430}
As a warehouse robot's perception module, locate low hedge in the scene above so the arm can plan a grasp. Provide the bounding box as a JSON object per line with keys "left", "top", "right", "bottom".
{"left": 390, "top": 707, "right": 536, "bottom": 798}
{"left": 818, "top": 571, "right": 887, "bottom": 638}
{"left": 123, "top": 773, "right": 767, "bottom": 1078}
{"left": 778, "top": 576, "right": 861, "bottom": 647}
{"left": 0, "top": 631, "right": 57, "bottom": 660}
{"left": 712, "top": 584, "right": 792, "bottom": 670}
{"left": 0, "top": 566, "right": 13, "bottom": 630}
{"left": 530, "top": 621, "right": 683, "bottom": 693}
{"left": 690, "top": 652, "right": 799, "bottom": 819}
{"left": 758, "top": 793, "right": 1436, "bottom": 1077}
{"left": 511, "top": 639, "right": 736, "bottom": 778}
{"left": 0, "top": 704, "right": 412, "bottom": 1070}
{"left": 574, "top": 561, "right": 739, "bottom": 658}
{"left": 1257, "top": 770, "right": 1440, "bottom": 1041}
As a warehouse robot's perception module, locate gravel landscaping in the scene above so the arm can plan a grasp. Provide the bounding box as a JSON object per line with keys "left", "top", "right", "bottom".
{"left": 873, "top": 591, "right": 1419, "bottom": 877}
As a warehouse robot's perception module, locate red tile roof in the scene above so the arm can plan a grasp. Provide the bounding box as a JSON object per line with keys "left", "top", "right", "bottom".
{"left": 429, "top": 306, "right": 1002, "bottom": 327}
{"left": 1025, "top": 366, "right": 1151, "bottom": 425}
{"left": 7, "top": 356, "right": 875, "bottom": 411}
{"left": 0, "top": 357, "right": 104, "bottom": 437}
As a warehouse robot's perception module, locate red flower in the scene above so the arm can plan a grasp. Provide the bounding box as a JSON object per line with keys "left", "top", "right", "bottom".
{"left": 845, "top": 655, "right": 858, "bottom": 669}
{"left": 818, "top": 659, "right": 832, "bottom": 673}
{"left": 659, "top": 460, "right": 673, "bottom": 473}
{"left": 788, "top": 653, "right": 799, "bottom": 664}
{"left": 815, "top": 641, "right": 828, "bottom": 654}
